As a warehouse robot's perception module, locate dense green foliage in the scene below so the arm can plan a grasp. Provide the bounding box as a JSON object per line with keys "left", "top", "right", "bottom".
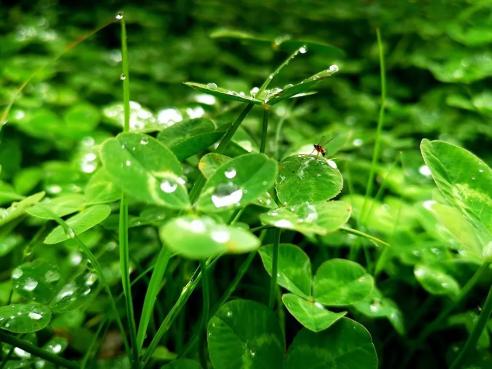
{"left": 1, "top": 1, "right": 492, "bottom": 369}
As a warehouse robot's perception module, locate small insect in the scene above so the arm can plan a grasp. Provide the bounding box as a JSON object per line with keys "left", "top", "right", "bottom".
{"left": 311, "top": 136, "right": 336, "bottom": 157}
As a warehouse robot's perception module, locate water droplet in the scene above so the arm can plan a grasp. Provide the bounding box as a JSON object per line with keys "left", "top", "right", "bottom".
{"left": 419, "top": 165, "right": 432, "bottom": 177}
{"left": 207, "top": 82, "right": 218, "bottom": 89}
{"left": 120, "top": 73, "right": 126, "bottom": 80}
{"left": 329, "top": 64, "right": 339, "bottom": 73}
{"left": 44, "top": 270, "right": 60, "bottom": 283}
{"left": 125, "top": 160, "right": 132, "bottom": 167}
{"left": 327, "top": 159, "right": 337, "bottom": 169}
{"left": 140, "top": 137, "right": 149, "bottom": 145}
{"left": 211, "top": 230, "right": 230, "bottom": 243}
{"left": 115, "top": 11, "right": 124, "bottom": 20}
{"left": 12, "top": 268, "right": 23, "bottom": 279}
{"left": 157, "top": 108, "right": 183, "bottom": 127}
{"left": 47, "top": 184, "right": 62, "bottom": 194}
{"left": 273, "top": 219, "right": 294, "bottom": 228}
{"left": 67, "top": 228, "right": 76, "bottom": 240}
{"left": 160, "top": 180, "right": 177, "bottom": 193}
{"left": 57, "top": 284, "right": 75, "bottom": 300}
{"left": 369, "top": 300, "right": 381, "bottom": 313}
{"left": 23, "top": 278, "right": 38, "bottom": 291}
{"left": 14, "top": 347, "right": 31, "bottom": 359}
{"left": 195, "top": 94, "right": 216, "bottom": 105}
{"left": 69, "top": 252, "right": 82, "bottom": 265}
{"left": 353, "top": 138, "right": 363, "bottom": 147}
{"left": 226, "top": 310, "right": 233, "bottom": 317}
{"left": 85, "top": 273, "right": 97, "bottom": 286}
{"left": 28, "top": 311, "right": 43, "bottom": 320}
{"left": 177, "top": 177, "right": 186, "bottom": 185}
{"left": 249, "top": 349, "right": 256, "bottom": 357}
{"left": 211, "top": 183, "right": 243, "bottom": 208}
{"left": 314, "top": 301, "right": 324, "bottom": 309}
{"left": 250, "top": 87, "right": 259, "bottom": 96}
{"left": 422, "top": 200, "right": 435, "bottom": 211}
{"left": 186, "top": 106, "right": 205, "bottom": 119}
{"left": 51, "top": 344, "right": 62, "bottom": 354}
{"left": 224, "top": 168, "right": 237, "bottom": 179}
{"left": 299, "top": 45, "right": 308, "bottom": 54}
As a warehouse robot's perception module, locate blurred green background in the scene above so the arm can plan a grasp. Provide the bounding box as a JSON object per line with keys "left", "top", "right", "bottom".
{"left": 1, "top": 1, "right": 492, "bottom": 368}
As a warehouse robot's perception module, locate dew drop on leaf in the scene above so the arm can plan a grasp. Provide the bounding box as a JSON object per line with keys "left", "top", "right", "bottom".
{"left": 211, "top": 183, "right": 243, "bottom": 208}
{"left": 224, "top": 168, "right": 237, "bottom": 179}
{"left": 23, "top": 278, "right": 38, "bottom": 291}
{"left": 160, "top": 180, "right": 178, "bottom": 193}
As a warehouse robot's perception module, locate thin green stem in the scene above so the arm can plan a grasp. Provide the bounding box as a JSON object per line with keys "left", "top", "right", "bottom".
{"left": 142, "top": 257, "right": 219, "bottom": 367}
{"left": 260, "top": 109, "right": 269, "bottom": 153}
{"left": 450, "top": 283, "right": 492, "bottom": 369}
{"left": 189, "top": 103, "right": 254, "bottom": 202}
{"left": 119, "top": 13, "right": 139, "bottom": 368}
{"left": 136, "top": 247, "right": 173, "bottom": 350}
{"left": 340, "top": 226, "right": 389, "bottom": 248}
{"left": 402, "top": 263, "right": 490, "bottom": 368}
{"left": 216, "top": 103, "right": 254, "bottom": 154}
{"left": 121, "top": 13, "right": 131, "bottom": 133}
{"left": 178, "top": 252, "right": 257, "bottom": 358}
{"left": 0, "top": 331, "right": 79, "bottom": 369}
{"left": 199, "top": 260, "right": 211, "bottom": 368}
{"left": 361, "top": 28, "right": 386, "bottom": 218}
{"left": 269, "top": 229, "right": 281, "bottom": 308}
{"left": 258, "top": 46, "right": 306, "bottom": 95}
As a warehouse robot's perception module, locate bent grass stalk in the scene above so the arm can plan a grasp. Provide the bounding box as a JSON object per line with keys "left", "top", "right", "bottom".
{"left": 0, "top": 17, "right": 115, "bottom": 129}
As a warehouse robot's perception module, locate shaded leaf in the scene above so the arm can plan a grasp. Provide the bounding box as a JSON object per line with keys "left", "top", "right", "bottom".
{"left": 208, "top": 299, "right": 284, "bottom": 369}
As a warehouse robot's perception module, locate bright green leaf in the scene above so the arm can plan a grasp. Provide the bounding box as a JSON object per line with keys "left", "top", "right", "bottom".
{"left": 0, "top": 303, "right": 52, "bottom": 333}
{"left": 11, "top": 260, "right": 61, "bottom": 303}
{"left": 286, "top": 318, "right": 378, "bottom": 369}
{"left": 160, "top": 216, "right": 260, "bottom": 259}
{"left": 421, "top": 139, "right": 492, "bottom": 257}
{"left": 0, "top": 192, "right": 45, "bottom": 226}
{"left": 100, "top": 132, "right": 190, "bottom": 209}
{"left": 313, "top": 259, "right": 374, "bottom": 306}
{"left": 184, "top": 82, "right": 262, "bottom": 104}
{"left": 260, "top": 200, "right": 351, "bottom": 235}
{"left": 414, "top": 263, "right": 460, "bottom": 297}
{"left": 196, "top": 153, "right": 277, "bottom": 212}
{"left": 276, "top": 155, "right": 342, "bottom": 206}
{"left": 44, "top": 205, "right": 111, "bottom": 244}
{"left": 282, "top": 294, "right": 346, "bottom": 332}
{"left": 27, "top": 194, "right": 85, "bottom": 219}
{"left": 259, "top": 243, "right": 311, "bottom": 298}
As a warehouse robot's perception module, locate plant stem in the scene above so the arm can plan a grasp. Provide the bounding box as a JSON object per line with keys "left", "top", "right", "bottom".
{"left": 216, "top": 103, "right": 254, "bottom": 154}
{"left": 361, "top": 28, "right": 386, "bottom": 219}
{"left": 189, "top": 103, "right": 254, "bottom": 202}
{"left": 142, "top": 257, "right": 219, "bottom": 367}
{"left": 119, "top": 13, "right": 139, "bottom": 368}
{"left": 269, "top": 228, "right": 281, "bottom": 308}
{"left": 0, "top": 331, "right": 79, "bottom": 369}
{"left": 450, "top": 283, "right": 492, "bottom": 369}
{"left": 136, "top": 247, "right": 172, "bottom": 350}
{"left": 199, "top": 260, "right": 211, "bottom": 368}
{"left": 260, "top": 109, "right": 269, "bottom": 153}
